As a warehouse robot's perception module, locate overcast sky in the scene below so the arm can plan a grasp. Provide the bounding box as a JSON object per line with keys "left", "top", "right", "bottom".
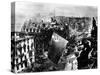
{"left": 11, "top": 2, "right": 97, "bottom": 32}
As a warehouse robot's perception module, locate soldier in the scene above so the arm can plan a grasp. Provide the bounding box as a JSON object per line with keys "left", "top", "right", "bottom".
{"left": 64, "top": 41, "right": 78, "bottom": 70}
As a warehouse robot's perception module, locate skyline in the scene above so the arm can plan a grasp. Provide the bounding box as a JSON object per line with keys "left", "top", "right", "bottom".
{"left": 11, "top": 2, "right": 97, "bottom": 32}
